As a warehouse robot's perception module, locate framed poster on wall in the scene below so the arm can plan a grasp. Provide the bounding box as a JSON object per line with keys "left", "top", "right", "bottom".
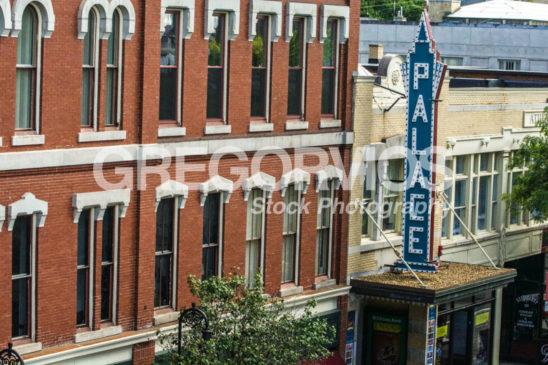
{"left": 365, "top": 313, "right": 407, "bottom": 365}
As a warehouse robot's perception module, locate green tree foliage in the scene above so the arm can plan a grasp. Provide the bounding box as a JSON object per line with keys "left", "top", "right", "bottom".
{"left": 506, "top": 107, "right": 548, "bottom": 221}
{"left": 157, "top": 273, "right": 334, "bottom": 365}
{"left": 361, "top": 0, "right": 425, "bottom": 21}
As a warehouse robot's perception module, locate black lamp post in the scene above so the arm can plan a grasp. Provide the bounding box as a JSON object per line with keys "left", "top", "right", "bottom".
{"left": 177, "top": 302, "right": 212, "bottom": 356}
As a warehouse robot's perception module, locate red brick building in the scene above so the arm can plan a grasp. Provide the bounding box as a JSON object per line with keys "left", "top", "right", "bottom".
{"left": 0, "top": 0, "right": 358, "bottom": 363}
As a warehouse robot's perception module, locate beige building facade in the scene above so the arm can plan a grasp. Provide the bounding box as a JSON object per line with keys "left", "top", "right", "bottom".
{"left": 347, "top": 62, "right": 548, "bottom": 364}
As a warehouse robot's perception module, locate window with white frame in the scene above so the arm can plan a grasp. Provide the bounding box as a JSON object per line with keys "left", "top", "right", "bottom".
{"left": 206, "top": 13, "right": 227, "bottom": 121}
{"left": 81, "top": 8, "right": 99, "bottom": 127}
{"left": 15, "top": 5, "right": 41, "bottom": 132}
{"left": 316, "top": 181, "right": 333, "bottom": 277}
{"left": 441, "top": 57, "right": 463, "bottom": 66}
{"left": 507, "top": 154, "right": 529, "bottom": 227}
{"left": 442, "top": 153, "right": 502, "bottom": 239}
{"left": 159, "top": 11, "right": 182, "bottom": 123}
{"left": 282, "top": 185, "right": 299, "bottom": 283}
{"left": 287, "top": 17, "right": 305, "bottom": 119}
{"left": 246, "top": 189, "right": 265, "bottom": 288}
{"left": 105, "top": 9, "right": 123, "bottom": 127}
{"left": 250, "top": 16, "right": 271, "bottom": 120}
{"left": 321, "top": 19, "right": 339, "bottom": 118}
{"left": 155, "top": 198, "right": 177, "bottom": 308}
{"left": 498, "top": 59, "right": 520, "bottom": 71}
{"left": 202, "top": 193, "right": 222, "bottom": 280}
{"left": 77, "top": 209, "right": 94, "bottom": 327}
{"left": 12, "top": 215, "right": 35, "bottom": 338}
{"left": 361, "top": 159, "right": 404, "bottom": 238}
{"left": 100, "top": 206, "right": 119, "bottom": 323}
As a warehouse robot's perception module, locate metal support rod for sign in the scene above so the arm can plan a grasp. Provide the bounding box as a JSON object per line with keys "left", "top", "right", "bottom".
{"left": 0, "top": 343, "right": 24, "bottom": 365}
{"left": 362, "top": 205, "right": 427, "bottom": 288}
{"left": 438, "top": 192, "right": 499, "bottom": 270}
{"left": 177, "top": 303, "right": 212, "bottom": 356}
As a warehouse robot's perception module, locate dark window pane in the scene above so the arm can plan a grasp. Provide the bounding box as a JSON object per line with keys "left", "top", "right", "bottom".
{"left": 321, "top": 69, "right": 335, "bottom": 115}
{"left": 82, "top": 11, "right": 95, "bottom": 66}
{"left": 12, "top": 216, "right": 31, "bottom": 276}
{"left": 15, "top": 68, "right": 35, "bottom": 130}
{"left": 101, "top": 265, "right": 112, "bottom": 321}
{"left": 160, "top": 13, "right": 177, "bottom": 66}
{"left": 154, "top": 255, "right": 172, "bottom": 307}
{"left": 106, "top": 12, "right": 119, "bottom": 66}
{"left": 78, "top": 209, "right": 90, "bottom": 267}
{"left": 323, "top": 22, "right": 336, "bottom": 67}
{"left": 287, "top": 69, "right": 302, "bottom": 115}
{"left": 203, "top": 194, "right": 220, "bottom": 245}
{"left": 102, "top": 207, "right": 114, "bottom": 263}
{"left": 252, "top": 18, "right": 267, "bottom": 68}
{"left": 81, "top": 68, "right": 94, "bottom": 126}
{"left": 202, "top": 246, "right": 218, "bottom": 280}
{"left": 207, "top": 68, "right": 223, "bottom": 119}
{"left": 159, "top": 68, "right": 177, "bottom": 121}
{"left": 12, "top": 278, "right": 29, "bottom": 338}
{"left": 208, "top": 15, "right": 223, "bottom": 66}
{"left": 76, "top": 269, "right": 87, "bottom": 325}
{"left": 105, "top": 68, "right": 117, "bottom": 126}
{"left": 251, "top": 69, "right": 266, "bottom": 117}
{"left": 316, "top": 229, "right": 328, "bottom": 276}
{"left": 17, "top": 7, "right": 36, "bottom": 66}
{"left": 289, "top": 20, "right": 303, "bottom": 68}
{"left": 156, "top": 198, "right": 174, "bottom": 252}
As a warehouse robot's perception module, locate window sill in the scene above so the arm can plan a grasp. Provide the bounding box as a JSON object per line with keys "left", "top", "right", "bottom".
{"left": 319, "top": 119, "right": 342, "bottom": 129}
{"left": 204, "top": 124, "right": 231, "bottom": 135}
{"left": 153, "top": 310, "right": 179, "bottom": 326}
{"left": 73, "top": 325, "right": 122, "bottom": 343}
{"left": 78, "top": 130, "right": 126, "bottom": 143}
{"left": 12, "top": 134, "right": 45, "bottom": 146}
{"left": 158, "top": 126, "right": 186, "bottom": 138}
{"left": 13, "top": 341, "right": 42, "bottom": 355}
{"left": 278, "top": 284, "right": 304, "bottom": 298}
{"left": 313, "top": 278, "right": 337, "bottom": 290}
{"left": 248, "top": 122, "right": 274, "bottom": 133}
{"left": 285, "top": 121, "right": 309, "bottom": 131}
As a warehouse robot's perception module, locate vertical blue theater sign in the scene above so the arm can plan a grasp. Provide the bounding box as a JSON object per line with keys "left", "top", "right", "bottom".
{"left": 396, "top": 10, "right": 446, "bottom": 273}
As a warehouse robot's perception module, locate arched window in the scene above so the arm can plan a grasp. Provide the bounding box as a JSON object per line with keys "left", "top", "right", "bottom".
{"left": 81, "top": 8, "right": 99, "bottom": 127}
{"left": 15, "top": 6, "right": 40, "bottom": 131}
{"left": 105, "top": 9, "right": 122, "bottom": 127}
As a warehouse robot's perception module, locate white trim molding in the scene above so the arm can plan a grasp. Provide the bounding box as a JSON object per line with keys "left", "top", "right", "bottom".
{"left": 7, "top": 193, "right": 48, "bottom": 231}
{"left": 286, "top": 2, "right": 316, "bottom": 43}
{"left": 72, "top": 189, "right": 130, "bottom": 223}
{"left": 78, "top": 130, "right": 127, "bottom": 143}
{"left": 204, "top": 0, "right": 239, "bottom": 41}
{"left": 0, "top": 204, "right": 5, "bottom": 232}
{"left": 11, "top": 0, "right": 55, "bottom": 38}
{"left": 155, "top": 180, "right": 189, "bottom": 211}
{"left": 315, "top": 165, "right": 343, "bottom": 192}
{"left": 161, "top": 0, "right": 194, "bottom": 39}
{"left": 280, "top": 168, "right": 310, "bottom": 197}
{"left": 200, "top": 175, "right": 234, "bottom": 206}
{"left": 248, "top": 0, "right": 282, "bottom": 42}
{"left": 12, "top": 134, "right": 45, "bottom": 146}
{"left": 77, "top": 0, "right": 136, "bottom": 40}
{"left": 243, "top": 172, "right": 275, "bottom": 201}
{"left": 0, "top": 0, "right": 12, "bottom": 36}
{"left": 320, "top": 5, "right": 349, "bottom": 44}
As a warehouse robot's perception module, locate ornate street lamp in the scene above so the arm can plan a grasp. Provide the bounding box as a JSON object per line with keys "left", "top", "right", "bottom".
{"left": 177, "top": 302, "right": 212, "bottom": 356}
{"left": 0, "top": 343, "right": 24, "bottom": 364}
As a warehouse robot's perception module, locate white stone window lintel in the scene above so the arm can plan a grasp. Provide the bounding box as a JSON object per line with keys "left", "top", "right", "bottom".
{"left": 77, "top": 0, "right": 136, "bottom": 40}
{"left": 161, "top": 0, "right": 195, "bottom": 39}
{"left": 315, "top": 165, "right": 344, "bottom": 192}
{"left": 200, "top": 175, "right": 234, "bottom": 206}
{"left": 280, "top": 168, "right": 311, "bottom": 197}
{"left": 248, "top": 0, "right": 282, "bottom": 42}
{"left": 0, "top": 0, "right": 12, "bottom": 36}
{"left": 286, "top": 2, "right": 317, "bottom": 43}
{"left": 243, "top": 172, "right": 276, "bottom": 201}
{"left": 155, "top": 180, "right": 189, "bottom": 211}
{"left": 204, "top": 0, "right": 240, "bottom": 41}
{"left": 320, "top": 5, "right": 349, "bottom": 44}
{"left": 11, "top": 0, "right": 55, "bottom": 38}
{"left": 7, "top": 193, "right": 48, "bottom": 231}
{"left": 72, "top": 189, "right": 131, "bottom": 223}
